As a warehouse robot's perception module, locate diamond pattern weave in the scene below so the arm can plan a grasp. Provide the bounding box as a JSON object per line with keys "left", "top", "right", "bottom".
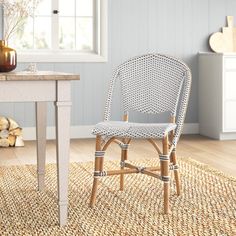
{"left": 94, "top": 54, "right": 191, "bottom": 145}
{"left": 93, "top": 121, "right": 177, "bottom": 139}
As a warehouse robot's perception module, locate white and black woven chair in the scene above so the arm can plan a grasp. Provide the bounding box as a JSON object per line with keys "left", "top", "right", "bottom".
{"left": 90, "top": 54, "right": 191, "bottom": 213}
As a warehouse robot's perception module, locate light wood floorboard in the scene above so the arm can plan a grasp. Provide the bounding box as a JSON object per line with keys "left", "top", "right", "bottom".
{"left": 0, "top": 135, "right": 235, "bottom": 177}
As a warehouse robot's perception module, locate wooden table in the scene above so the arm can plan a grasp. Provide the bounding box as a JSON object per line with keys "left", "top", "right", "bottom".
{"left": 0, "top": 71, "right": 80, "bottom": 226}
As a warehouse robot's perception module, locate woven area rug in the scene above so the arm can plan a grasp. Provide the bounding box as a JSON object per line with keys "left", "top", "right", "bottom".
{"left": 0, "top": 158, "right": 236, "bottom": 236}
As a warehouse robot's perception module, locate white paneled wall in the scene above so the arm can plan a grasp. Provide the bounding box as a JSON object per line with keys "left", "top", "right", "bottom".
{"left": 0, "top": 0, "right": 236, "bottom": 130}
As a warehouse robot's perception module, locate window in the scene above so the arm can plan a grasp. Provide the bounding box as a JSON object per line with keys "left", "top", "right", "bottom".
{"left": 9, "top": 0, "right": 107, "bottom": 62}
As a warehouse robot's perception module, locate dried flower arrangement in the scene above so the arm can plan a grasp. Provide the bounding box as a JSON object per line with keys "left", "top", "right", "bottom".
{"left": 0, "top": 0, "right": 41, "bottom": 42}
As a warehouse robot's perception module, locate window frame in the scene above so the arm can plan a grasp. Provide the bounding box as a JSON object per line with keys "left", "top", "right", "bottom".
{"left": 17, "top": 0, "right": 107, "bottom": 63}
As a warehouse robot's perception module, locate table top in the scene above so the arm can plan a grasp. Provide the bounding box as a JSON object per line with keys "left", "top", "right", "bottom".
{"left": 0, "top": 71, "right": 80, "bottom": 81}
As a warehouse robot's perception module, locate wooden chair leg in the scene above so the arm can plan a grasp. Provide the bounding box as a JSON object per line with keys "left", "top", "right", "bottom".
{"left": 161, "top": 135, "right": 171, "bottom": 214}
{"left": 90, "top": 135, "right": 104, "bottom": 208}
{"left": 120, "top": 114, "right": 129, "bottom": 191}
{"left": 171, "top": 150, "right": 181, "bottom": 196}
{"left": 120, "top": 148, "right": 127, "bottom": 191}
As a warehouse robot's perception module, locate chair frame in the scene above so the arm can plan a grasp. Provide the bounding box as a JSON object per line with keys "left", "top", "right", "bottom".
{"left": 90, "top": 116, "right": 179, "bottom": 213}
{"left": 90, "top": 54, "right": 191, "bottom": 214}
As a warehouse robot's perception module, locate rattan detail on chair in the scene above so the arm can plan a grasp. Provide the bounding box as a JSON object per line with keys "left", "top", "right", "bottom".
{"left": 100, "top": 53, "right": 191, "bottom": 146}
{"left": 90, "top": 53, "right": 192, "bottom": 214}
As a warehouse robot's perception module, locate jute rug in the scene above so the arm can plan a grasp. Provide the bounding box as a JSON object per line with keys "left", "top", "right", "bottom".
{"left": 0, "top": 158, "right": 236, "bottom": 236}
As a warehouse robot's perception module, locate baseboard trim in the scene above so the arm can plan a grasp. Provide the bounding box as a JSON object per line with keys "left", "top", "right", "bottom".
{"left": 23, "top": 125, "right": 94, "bottom": 141}
{"left": 22, "top": 123, "right": 199, "bottom": 141}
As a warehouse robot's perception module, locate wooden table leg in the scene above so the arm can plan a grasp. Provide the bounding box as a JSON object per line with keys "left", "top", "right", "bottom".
{"left": 55, "top": 81, "right": 72, "bottom": 226}
{"left": 36, "top": 102, "right": 47, "bottom": 191}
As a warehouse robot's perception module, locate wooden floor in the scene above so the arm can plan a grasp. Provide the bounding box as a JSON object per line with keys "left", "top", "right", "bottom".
{"left": 0, "top": 135, "right": 235, "bottom": 177}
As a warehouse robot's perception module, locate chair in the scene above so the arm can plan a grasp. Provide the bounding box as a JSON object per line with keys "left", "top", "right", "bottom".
{"left": 90, "top": 54, "right": 191, "bottom": 213}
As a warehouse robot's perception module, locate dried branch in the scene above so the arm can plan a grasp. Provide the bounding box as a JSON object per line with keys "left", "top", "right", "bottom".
{"left": 0, "top": 0, "right": 41, "bottom": 41}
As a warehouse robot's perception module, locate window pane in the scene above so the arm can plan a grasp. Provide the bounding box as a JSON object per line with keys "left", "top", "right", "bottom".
{"left": 76, "top": 17, "right": 93, "bottom": 51}
{"left": 59, "top": 0, "right": 75, "bottom": 16}
{"left": 9, "top": 0, "right": 97, "bottom": 52}
{"left": 59, "top": 17, "right": 75, "bottom": 49}
{"left": 35, "top": 0, "right": 51, "bottom": 16}
{"left": 34, "top": 17, "right": 51, "bottom": 49}
{"left": 76, "top": 0, "right": 93, "bottom": 16}
{"left": 9, "top": 18, "right": 34, "bottom": 50}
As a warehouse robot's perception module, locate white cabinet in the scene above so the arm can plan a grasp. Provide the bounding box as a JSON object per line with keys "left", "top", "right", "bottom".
{"left": 199, "top": 52, "right": 236, "bottom": 140}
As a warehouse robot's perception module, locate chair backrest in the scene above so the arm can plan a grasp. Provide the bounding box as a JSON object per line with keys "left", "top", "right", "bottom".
{"left": 117, "top": 54, "right": 189, "bottom": 115}
{"left": 104, "top": 54, "right": 192, "bottom": 145}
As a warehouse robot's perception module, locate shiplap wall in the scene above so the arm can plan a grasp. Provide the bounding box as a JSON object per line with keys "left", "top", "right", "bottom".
{"left": 0, "top": 0, "right": 236, "bottom": 128}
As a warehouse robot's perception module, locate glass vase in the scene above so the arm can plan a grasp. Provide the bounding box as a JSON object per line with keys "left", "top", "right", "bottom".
{"left": 0, "top": 40, "right": 17, "bottom": 72}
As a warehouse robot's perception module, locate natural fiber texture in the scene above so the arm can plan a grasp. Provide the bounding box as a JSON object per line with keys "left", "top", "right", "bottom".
{"left": 0, "top": 158, "right": 236, "bottom": 236}
{"left": 93, "top": 121, "right": 177, "bottom": 139}
{"left": 96, "top": 54, "right": 192, "bottom": 146}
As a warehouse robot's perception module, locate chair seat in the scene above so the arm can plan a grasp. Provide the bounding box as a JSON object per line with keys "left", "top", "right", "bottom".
{"left": 92, "top": 121, "right": 177, "bottom": 139}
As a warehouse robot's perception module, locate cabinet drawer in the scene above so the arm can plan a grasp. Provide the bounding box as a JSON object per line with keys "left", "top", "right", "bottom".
{"left": 225, "top": 72, "right": 236, "bottom": 100}
{"left": 225, "top": 57, "right": 236, "bottom": 70}
{"left": 224, "top": 101, "right": 236, "bottom": 131}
